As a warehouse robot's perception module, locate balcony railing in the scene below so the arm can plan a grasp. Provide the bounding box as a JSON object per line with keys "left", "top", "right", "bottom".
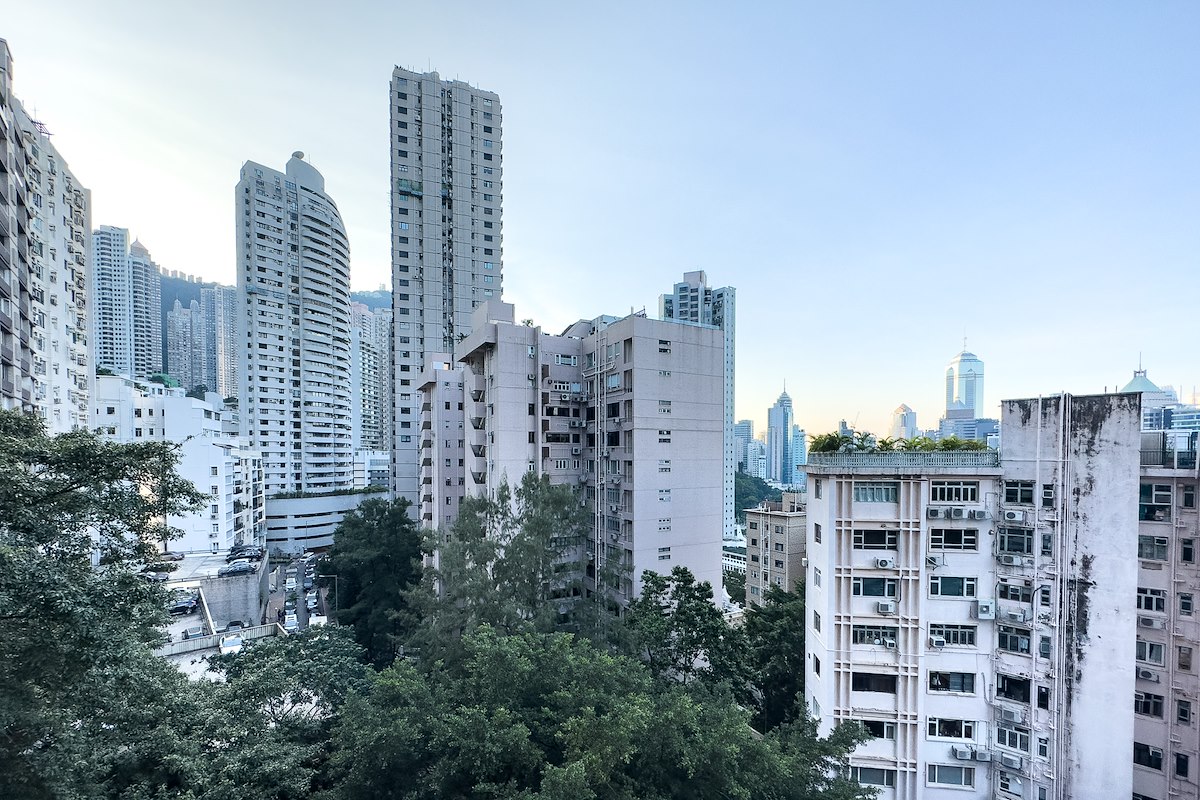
{"left": 1140, "top": 449, "right": 1198, "bottom": 470}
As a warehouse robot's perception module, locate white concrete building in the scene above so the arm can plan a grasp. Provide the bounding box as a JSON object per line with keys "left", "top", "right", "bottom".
{"left": 91, "top": 226, "right": 162, "bottom": 379}
{"left": 92, "top": 374, "right": 265, "bottom": 554}
{"left": 890, "top": 404, "right": 919, "bottom": 441}
{"left": 660, "top": 270, "right": 736, "bottom": 541}
{"left": 350, "top": 301, "right": 391, "bottom": 451}
{"left": 166, "top": 298, "right": 205, "bottom": 390}
{"left": 451, "top": 300, "right": 726, "bottom": 606}
{"left": 200, "top": 282, "right": 239, "bottom": 398}
{"left": 804, "top": 393, "right": 1141, "bottom": 799}
{"left": 390, "top": 68, "right": 502, "bottom": 502}
{"left": 236, "top": 153, "right": 359, "bottom": 553}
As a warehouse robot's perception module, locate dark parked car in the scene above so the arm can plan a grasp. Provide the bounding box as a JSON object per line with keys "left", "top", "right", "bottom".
{"left": 226, "top": 548, "right": 262, "bottom": 564}
{"left": 169, "top": 596, "right": 199, "bottom": 615}
{"left": 218, "top": 562, "right": 255, "bottom": 577}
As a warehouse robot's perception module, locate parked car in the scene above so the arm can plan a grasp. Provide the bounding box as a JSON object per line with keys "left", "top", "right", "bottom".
{"left": 218, "top": 562, "right": 254, "bottom": 577}
{"left": 305, "top": 591, "right": 318, "bottom": 611}
{"left": 182, "top": 625, "right": 205, "bottom": 640}
{"left": 159, "top": 552, "right": 186, "bottom": 562}
{"left": 226, "top": 547, "right": 262, "bottom": 563}
{"left": 139, "top": 571, "right": 170, "bottom": 582}
{"left": 169, "top": 596, "right": 199, "bottom": 615}
{"left": 302, "top": 576, "right": 314, "bottom": 591}
{"left": 218, "top": 634, "right": 244, "bottom": 655}
{"left": 284, "top": 576, "right": 297, "bottom": 590}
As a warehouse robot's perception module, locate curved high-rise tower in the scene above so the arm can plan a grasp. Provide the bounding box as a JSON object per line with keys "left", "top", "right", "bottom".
{"left": 945, "top": 349, "right": 984, "bottom": 417}
{"left": 237, "top": 153, "right": 355, "bottom": 552}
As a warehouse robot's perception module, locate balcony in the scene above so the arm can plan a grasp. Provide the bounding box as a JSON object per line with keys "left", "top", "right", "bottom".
{"left": 1140, "top": 449, "right": 1198, "bottom": 470}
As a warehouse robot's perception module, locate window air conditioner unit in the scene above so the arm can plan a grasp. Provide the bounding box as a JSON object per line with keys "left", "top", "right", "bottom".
{"left": 952, "top": 744, "right": 974, "bottom": 760}
{"left": 1000, "top": 707, "right": 1024, "bottom": 724}
{"left": 1003, "top": 510, "right": 1028, "bottom": 524}
{"left": 950, "top": 507, "right": 966, "bottom": 519}
{"left": 1138, "top": 616, "right": 1166, "bottom": 630}
{"left": 1149, "top": 746, "right": 1164, "bottom": 759}
{"left": 999, "top": 753, "right": 1023, "bottom": 770}
{"left": 974, "top": 599, "right": 996, "bottom": 620}
{"left": 1005, "top": 609, "right": 1028, "bottom": 623}
{"left": 997, "top": 554, "right": 1020, "bottom": 566}
{"left": 571, "top": 447, "right": 582, "bottom": 455}
{"left": 926, "top": 555, "right": 943, "bottom": 568}
{"left": 609, "top": 504, "right": 620, "bottom": 513}
{"left": 974, "top": 749, "right": 991, "bottom": 762}
{"left": 970, "top": 509, "right": 988, "bottom": 520}
{"left": 927, "top": 508, "right": 943, "bottom": 519}
{"left": 883, "top": 638, "right": 897, "bottom": 649}
{"left": 601, "top": 449, "right": 610, "bottom": 457}
{"left": 578, "top": 474, "right": 589, "bottom": 483}
{"left": 561, "top": 393, "right": 570, "bottom": 401}
{"left": 929, "top": 635, "right": 946, "bottom": 649}
{"left": 876, "top": 601, "right": 896, "bottom": 615}
{"left": 569, "top": 420, "right": 584, "bottom": 428}
{"left": 875, "top": 557, "right": 895, "bottom": 569}
{"left": 1137, "top": 668, "right": 1160, "bottom": 682}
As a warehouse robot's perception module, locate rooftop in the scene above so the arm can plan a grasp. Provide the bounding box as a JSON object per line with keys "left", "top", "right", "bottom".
{"left": 807, "top": 451, "right": 1000, "bottom": 471}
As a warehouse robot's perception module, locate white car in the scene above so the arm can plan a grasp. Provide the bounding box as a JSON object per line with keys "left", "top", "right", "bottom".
{"left": 218, "top": 634, "right": 244, "bottom": 655}
{"left": 284, "top": 613, "right": 299, "bottom": 633}
{"left": 306, "top": 592, "right": 319, "bottom": 610}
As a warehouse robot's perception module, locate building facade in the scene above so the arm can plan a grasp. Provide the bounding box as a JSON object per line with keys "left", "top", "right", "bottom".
{"left": 200, "top": 282, "right": 239, "bottom": 398}
{"left": 804, "top": 393, "right": 1142, "bottom": 799}
{"left": 390, "top": 68, "right": 502, "bottom": 502}
{"left": 91, "top": 227, "right": 162, "bottom": 379}
{"left": 166, "top": 298, "right": 205, "bottom": 390}
{"left": 444, "top": 300, "right": 725, "bottom": 606}
{"left": 350, "top": 301, "right": 392, "bottom": 451}
{"left": 890, "top": 404, "right": 919, "bottom": 441}
{"left": 745, "top": 491, "right": 806, "bottom": 604}
{"left": 767, "top": 389, "right": 796, "bottom": 485}
{"left": 660, "top": 270, "right": 736, "bottom": 540}
{"left": 236, "top": 153, "right": 357, "bottom": 553}
{"left": 92, "top": 374, "right": 265, "bottom": 554}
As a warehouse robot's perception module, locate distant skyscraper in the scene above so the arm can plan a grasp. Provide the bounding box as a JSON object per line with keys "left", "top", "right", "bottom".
{"left": 889, "top": 403, "right": 918, "bottom": 440}
{"left": 734, "top": 419, "right": 754, "bottom": 472}
{"left": 767, "top": 390, "right": 795, "bottom": 485}
{"left": 390, "top": 68, "right": 503, "bottom": 502}
{"left": 350, "top": 302, "right": 392, "bottom": 451}
{"left": 237, "top": 152, "right": 359, "bottom": 553}
{"left": 91, "top": 227, "right": 162, "bottom": 379}
{"left": 945, "top": 348, "right": 984, "bottom": 417}
{"left": 200, "top": 283, "right": 239, "bottom": 398}
{"left": 660, "top": 270, "right": 736, "bottom": 539}
{"left": 166, "top": 299, "right": 205, "bottom": 389}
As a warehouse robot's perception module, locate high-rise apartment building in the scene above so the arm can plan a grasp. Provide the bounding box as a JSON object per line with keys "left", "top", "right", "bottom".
{"left": 390, "top": 68, "right": 502, "bottom": 502}
{"left": 237, "top": 153, "right": 358, "bottom": 553}
{"left": 660, "top": 270, "right": 736, "bottom": 540}
{"left": 734, "top": 419, "right": 753, "bottom": 473}
{"left": 767, "top": 389, "right": 796, "bottom": 485}
{"left": 91, "top": 227, "right": 162, "bottom": 379}
{"left": 0, "top": 40, "right": 91, "bottom": 431}
{"left": 350, "top": 301, "right": 391, "bottom": 451}
{"left": 166, "top": 298, "right": 205, "bottom": 390}
{"left": 200, "top": 282, "right": 239, "bottom": 398}
{"left": 425, "top": 300, "right": 725, "bottom": 606}
{"left": 744, "top": 491, "right": 806, "bottom": 604}
{"left": 805, "top": 393, "right": 1142, "bottom": 799}
{"left": 946, "top": 349, "right": 984, "bottom": 417}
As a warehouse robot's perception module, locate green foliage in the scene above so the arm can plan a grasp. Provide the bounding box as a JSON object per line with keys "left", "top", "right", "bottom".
{"left": 0, "top": 410, "right": 205, "bottom": 797}
{"left": 807, "top": 432, "right": 855, "bottom": 453}
{"left": 743, "top": 584, "right": 807, "bottom": 731}
{"left": 625, "top": 567, "right": 745, "bottom": 688}
{"left": 811, "top": 430, "right": 989, "bottom": 453}
{"left": 734, "top": 472, "right": 781, "bottom": 521}
{"left": 324, "top": 498, "right": 425, "bottom": 668}
{"left": 327, "top": 626, "right": 874, "bottom": 800}
{"left": 185, "top": 384, "right": 210, "bottom": 399}
{"left": 723, "top": 568, "right": 746, "bottom": 605}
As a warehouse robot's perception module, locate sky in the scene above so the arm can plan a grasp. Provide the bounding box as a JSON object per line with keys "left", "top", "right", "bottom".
{"left": 5, "top": 1, "right": 1198, "bottom": 436}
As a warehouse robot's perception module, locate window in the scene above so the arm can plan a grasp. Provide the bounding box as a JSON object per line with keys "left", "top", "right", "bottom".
{"left": 1182, "top": 594, "right": 1194, "bottom": 616}
{"left": 930, "top": 576, "right": 976, "bottom": 597}
{"left": 852, "top": 577, "right": 898, "bottom": 597}
{"left": 930, "top": 528, "right": 978, "bottom": 550}
{"left": 658, "top": 400, "right": 672, "bottom": 414}
{"left": 814, "top": 523, "right": 822, "bottom": 543}
{"left": 1184, "top": 485, "right": 1197, "bottom": 509}
{"left": 929, "top": 624, "right": 977, "bottom": 646}
{"left": 1038, "top": 736, "right": 1049, "bottom": 758}
{"left": 927, "top": 764, "right": 974, "bottom": 787}
{"left": 1178, "top": 699, "right": 1192, "bottom": 724}
{"left": 928, "top": 718, "right": 975, "bottom": 739}
{"left": 813, "top": 568, "right": 821, "bottom": 587}
{"left": 851, "top": 673, "right": 897, "bottom": 693}
{"left": 1177, "top": 753, "right": 1190, "bottom": 778}
{"left": 998, "top": 625, "right": 1031, "bottom": 654}
{"left": 1141, "top": 483, "right": 1174, "bottom": 521}
{"left": 852, "top": 529, "right": 897, "bottom": 550}
{"left": 1134, "top": 691, "right": 1165, "bottom": 717}
{"left": 1139, "top": 535, "right": 1169, "bottom": 560}
{"left": 850, "top": 767, "right": 895, "bottom": 787}
{"left": 996, "top": 673, "right": 1030, "bottom": 703}
{"left": 930, "top": 480, "right": 979, "bottom": 503}
{"left": 929, "top": 671, "right": 975, "bottom": 693}
{"left": 1137, "top": 587, "right": 1167, "bottom": 612}
{"left": 851, "top": 625, "right": 899, "bottom": 645}
{"left": 853, "top": 482, "right": 898, "bottom": 502}
{"left": 1042, "top": 483, "right": 1056, "bottom": 508}
{"left": 1004, "top": 480, "right": 1035, "bottom": 504}
{"left": 861, "top": 720, "right": 896, "bottom": 739}
{"left": 996, "top": 726, "right": 1031, "bottom": 752}
{"left": 1181, "top": 646, "right": 1194, "bottom": 671}
{"left": 814, "top": 479, "right": 821, "bottom": 499}
{"left": 1134, "top": 742, "right": 1163, "bottom": 770}
{"left": 1184, "top": 538, "right": 1196, "bottom": 563}
{"left": 998, "top": 583, "right": 1033, "bottom": 603}
{"left": 658, "top": 489, "right": 671, "bottom": 503}
{"left": 812, "top": 611, "right": 821, "bottom": 632}
{"left": 1137, "top": 639, "right": 1166, "bottom": 665}
{"left": 813, "top": 655, "right": 820, "bottom": 675}
{"left": 658, "top": 429, "right": 671, "bottom": 443}
{"left": 998, "top": 527, "right": 1033, "bottom": 554}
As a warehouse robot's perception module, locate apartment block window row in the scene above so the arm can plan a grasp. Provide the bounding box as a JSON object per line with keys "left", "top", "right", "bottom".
{"left": 853, "top": 482, "right": 898, "bottom": 503}
{"left": 930, "top": 480, "right": 979, "bottom": 503}
{"left": 930, "top": 528, "right": 978, "bottom": 550}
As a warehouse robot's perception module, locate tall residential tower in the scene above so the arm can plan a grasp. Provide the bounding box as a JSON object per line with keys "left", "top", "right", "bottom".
{"left": 390, "top": 68, "right": 502, "bottom": 502}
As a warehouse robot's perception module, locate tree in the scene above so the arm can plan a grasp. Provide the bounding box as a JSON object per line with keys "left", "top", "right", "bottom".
{"left": 743, "top": 583, "right": 807, "bottom": 731}
{"left": 0, "top": 410, "right": 205, "bottom": 797}
{"left": 624, "top": 566, "right": 745, "bottom": 688}
{"left": 723, "top": 568, "right": 746, "bottom": 605}
{"left": 327, "top": 626, "right": 874, "bottom": 800}
{"left": 186, "top": 383, "right": 209, "bottom": 399}
{"left": 734, "top": 472, "right": 781, "bottom": 523}
{"left": 323, "top": 497, "right": 425, "bottom": 668}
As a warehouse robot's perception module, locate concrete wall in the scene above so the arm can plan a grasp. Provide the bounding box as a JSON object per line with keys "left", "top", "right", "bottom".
{"left": 198, "top": 558, "right": 269, "bottom": 627}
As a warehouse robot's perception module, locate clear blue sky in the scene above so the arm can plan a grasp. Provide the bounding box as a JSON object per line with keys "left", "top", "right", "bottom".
{"left": 6, "top": 1, "right": 1197, "bottom": 435}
